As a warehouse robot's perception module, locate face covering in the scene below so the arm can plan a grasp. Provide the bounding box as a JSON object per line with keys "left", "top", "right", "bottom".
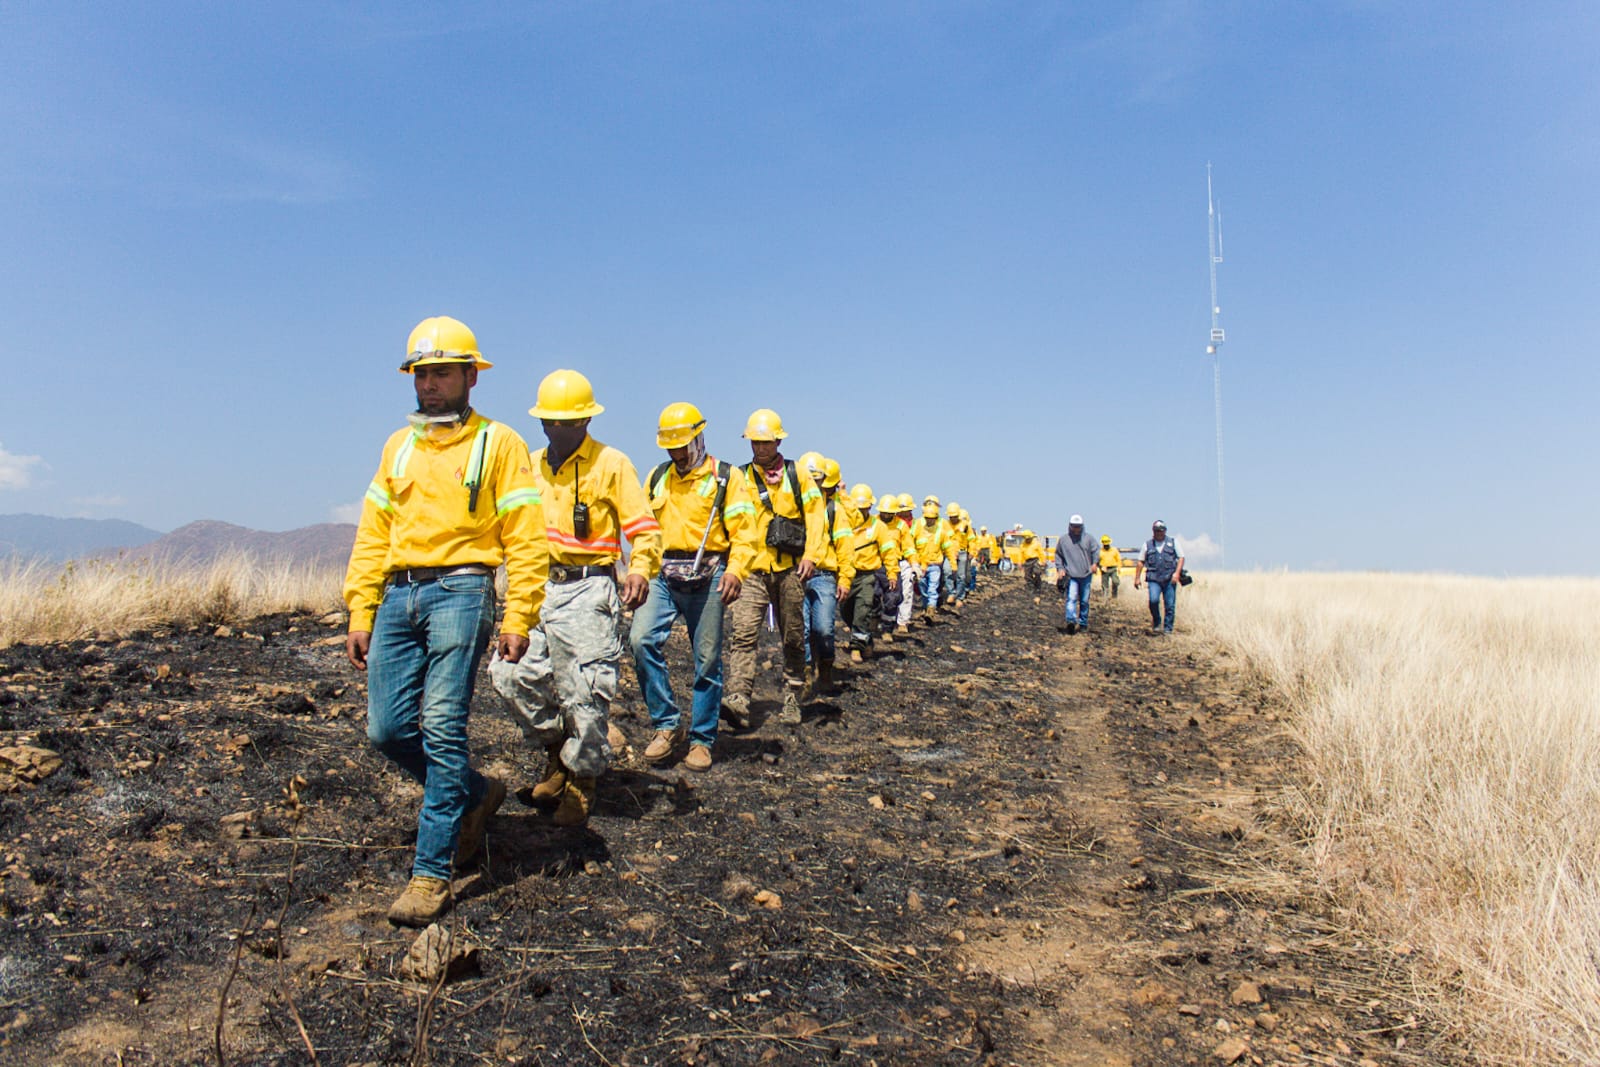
{"left": 674, "top": 433, "right": 708, "bottom": 475}
{"left": 407, "top": 406, "right": 473, "bottom": 437}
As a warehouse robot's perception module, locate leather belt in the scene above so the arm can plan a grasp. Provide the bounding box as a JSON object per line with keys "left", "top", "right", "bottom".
{"left": 662, "top": 550, "right": 727, "bottom": 562}
{"left": 549, "top": 564, "right": 617, "bottom": 584}
{"left": 386, "top": 563, "right": 495, "bottom": 587}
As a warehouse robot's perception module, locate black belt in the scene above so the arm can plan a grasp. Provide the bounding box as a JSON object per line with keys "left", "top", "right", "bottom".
{"left": 662, "top": 550, "right": 727, "bottom": 562}
{"left": 549, "top": 564, "right": 617, "bottom": 584}
{"left": 386, "top": 563, "right": 495, "bottom": 587}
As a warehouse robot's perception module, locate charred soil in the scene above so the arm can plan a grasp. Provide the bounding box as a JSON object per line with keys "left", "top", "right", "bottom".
{"left": 0, "top": 578, "right": 1453, "bottom": 1065}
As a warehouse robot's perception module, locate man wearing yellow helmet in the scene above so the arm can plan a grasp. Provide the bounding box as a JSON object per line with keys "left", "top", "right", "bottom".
{"left": 628, "top": 403, "right": 759, "bottom": 772}
{"left": 723, "top": 409, "right": 829, "bottom": 727}
{"left": 488, "top": 369, "right": 662, "bottom": 828}
{"left": 344, "top": 315, "right": 548, "bottom": 927}
{"left": 1021, "top": 530, "right": 1047, "bottom": 590}
{"left": 843, "top": 485, "right": 901, "bottom": 662}
{"left": 891, "top": 493, "right": 918, "bottom": 635}
{"left": 914, "top": 496, "right": 958, "bottom": 624}
{"left": 1098, "top": 535, "right": 1122, "bottom": 598}
{"left": 796, "top": 455, "right": 856, "bottom": 697}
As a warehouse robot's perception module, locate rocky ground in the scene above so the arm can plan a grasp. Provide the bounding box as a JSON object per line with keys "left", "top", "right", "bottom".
{"left": 0, "top": 574, "right": 1457, "bottom": 1066}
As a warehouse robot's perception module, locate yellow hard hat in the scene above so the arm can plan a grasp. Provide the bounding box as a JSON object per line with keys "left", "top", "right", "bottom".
{"left": 401, "top": 316, "right": 491, "bottom": 372}
{"left": 820, "top": 458, "right": 841, "bottom": 489}
{"left": 895, "top": 493, "right": 914, "bottom": 511}
{"left": 923, "top": 494, "right": 940, "bottom": 507}
{"left": 1101, "top": 534, "right": 1112, "bottom": 544}
{"left": 947, "top": 501, "right": 961, "bottom": 516}
{"left": 850, "top": 483, "right": 875, "bottom": 509}
{"left": 923, "top": 502, "right": 940, "bottom": 518}
{"left": 797, "top": 451, "right": 824, "bottom": 479}
{"left": 1023, "top": 529, "right": 1035, "bottom": 538}
{"left": 876, "top": 493, "right": 897, "bottom": 513}
{"left": 979, "top": 525, "right": 987, "bottom": 533}
{"left": 742, "top": 408, "right": 787, "bottom": 441}
{"left": 529, "top": 369, "right": 604, "bottom": 420}
{"left": 656, "top": 401, "right": 706, "bottom": 449}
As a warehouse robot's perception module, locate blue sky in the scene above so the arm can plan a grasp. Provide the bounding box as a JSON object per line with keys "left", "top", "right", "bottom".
{"left": 3, "top": 2, "right": 1595, "bottom": 574}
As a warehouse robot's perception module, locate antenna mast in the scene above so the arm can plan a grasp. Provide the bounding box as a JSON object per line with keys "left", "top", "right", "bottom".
{"left": 1205, "top": 163, "right": 1226, "bottom": 566}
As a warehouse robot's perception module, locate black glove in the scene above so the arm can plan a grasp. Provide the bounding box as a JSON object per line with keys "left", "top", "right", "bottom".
{"left": 1055, "top": 576, "right": 1067, "bottom": 592}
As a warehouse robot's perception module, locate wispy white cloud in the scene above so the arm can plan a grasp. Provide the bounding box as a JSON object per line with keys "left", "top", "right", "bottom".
{"left": 0, "top": 443, "right": 44, "bottom": 491}
{"left": 330, "top": 502, "right": 363, "bottom": 524}
{"left": 1176, "top": 531, "right": 1221, "bottom": 560}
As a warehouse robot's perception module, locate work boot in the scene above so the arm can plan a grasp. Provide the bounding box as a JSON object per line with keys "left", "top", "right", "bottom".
{"left": 530, "top": 745, "right": 568, "bottom": 802}
{"left": 454, "top": 776, "right": 507, "bottom": 869}
{"left": 643, "top": 726, "right": 684, "bottom": 764}
{"left": 1066, "top": 621, "right": 1077, "bottom": 635}
{"left": 387, "top": 875, "right": 450, "bottom": 927}
{"left": 849, "top": 648, "right": 864, "bottom": 664}
{"left": 817, "top": 660, "right": 838, "bottom": 695}
{"left": 779, "top": 687, "right": 803, "bottom": 725}
{"left": 922, "top": 607, "right": 935, "bottom": 625}
{"left": 683, "top": 744, "right": 713, "bottom": 772}
{"left": 895, "top": 624, "right": 909, "bottom": 636}
{"left": 553, "top": 777, "right": 596, "bottom": 827}
{"left": 720, "top": 693, "right": 751, "bottom": 730}
{"left": 880, "top": 631, "right": 893, "bottom": 646}
{"left": 606, "top": 721, "right": 627, "bottom": 753}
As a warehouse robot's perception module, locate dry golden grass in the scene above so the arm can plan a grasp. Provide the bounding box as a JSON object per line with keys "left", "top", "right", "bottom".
{"left": 0, "top": 553, "right": 346, "bottom": 647}
{"left": 1188, "top": 572, "right": 1600, "bottom": 1064}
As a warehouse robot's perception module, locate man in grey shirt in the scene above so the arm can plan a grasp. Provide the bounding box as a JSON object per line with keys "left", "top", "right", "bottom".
{"left": 1053, "top": 514, "right": 1099, "bottom": 634}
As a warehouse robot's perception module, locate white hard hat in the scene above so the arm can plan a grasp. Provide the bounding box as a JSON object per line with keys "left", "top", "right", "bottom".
{"left": 1069, "top": 514, "right": 1083, "bottom": 525}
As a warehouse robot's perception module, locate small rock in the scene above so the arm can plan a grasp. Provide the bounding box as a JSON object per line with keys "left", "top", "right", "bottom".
{"left": 399, "top": 923, "right": 479, "bottom": 984}
{"left": 214, "top": 625, "right": 234, "bottom": 638}
{"left": 1230, "top": 981, "right": 1262, "bottom": 1006}
{"left": 219, "top": 810, "right": 256, "bottom": 839}
{"left": 618, "top": 870, "right": 640, "bottom": 883}
{"left": 0, "top": 746, "right": 63, "bottom": 792}
{"left": 722, "top": 875, "right": 757, "bottom": 901}
{"left": 867, "top": 795, "right": 885, "bottom": 810}
{"left": 318, "top": 611, "right": 346, "bottom": 627}
{"left": 1255, "top": 1012, "right": 1280, "bottom": 1032}
{"left": 751, "top": 889, "right": 782, "bottom": 910}
{"left": 1177, "top": 1004, "right": 1203, "bottom": 1016}
{"left": 920, "top": 790, "right": 936, "bottom": 802}
{"left": 583, "top": 860, "right": 603, "bottom": 876}
{"left": 316, "top": 635, "right": 346, "bottom": 647}
{"left": 906, "top": 890, "right": 924, "bottom": 913}
{"left": 947, "top": 929, "right": 966, "bottom": 944}
{"left": 1213, "top": 1036, "right": 1248, "bottom": 1063}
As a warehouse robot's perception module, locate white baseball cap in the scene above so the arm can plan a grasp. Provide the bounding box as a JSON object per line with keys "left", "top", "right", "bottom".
{"left": 1069, "top": 514, "right": 1083, "bottom": 525}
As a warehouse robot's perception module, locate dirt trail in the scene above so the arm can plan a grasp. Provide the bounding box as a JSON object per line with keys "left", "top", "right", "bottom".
{"left": 0, "top": 577, "right": 1449, "bottom": 1065}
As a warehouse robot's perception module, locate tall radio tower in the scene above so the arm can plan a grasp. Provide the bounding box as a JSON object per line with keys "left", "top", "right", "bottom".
{"left": 1205, "top": 164, "right": 1226, "bottom": 566}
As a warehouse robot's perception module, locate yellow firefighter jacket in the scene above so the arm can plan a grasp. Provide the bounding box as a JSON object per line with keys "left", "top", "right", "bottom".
{"left": 644, "top": 455, "right": 760, "bottom": 581}
{"left": 851, "top": 515, "right": 902, "bottom": 576}
{"left": 743, "top": 457, "right": 829, "bottom": 574}
{"left": 533, "top": 434, "right": 662, "bottom": 579}
{"left": 915, "top": 517, "right": 958, "bottom": 567}
{"left": 345, "top": 414, "right": 548, "bottom": 635}
{"left": 1099, "top": 546, "right": 1123, "bottom": 572}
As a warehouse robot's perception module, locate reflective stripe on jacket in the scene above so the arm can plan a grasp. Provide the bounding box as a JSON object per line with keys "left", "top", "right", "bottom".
{"left": 534, "top": 434, "right": 662, "bottom": 578}
{"left": 344, "top": 414, "right": 548, "bottom": 635}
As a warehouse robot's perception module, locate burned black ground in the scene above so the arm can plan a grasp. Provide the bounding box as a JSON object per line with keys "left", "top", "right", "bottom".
{"left": 0, "top": 580, "right": 1454, "bottom": 1065}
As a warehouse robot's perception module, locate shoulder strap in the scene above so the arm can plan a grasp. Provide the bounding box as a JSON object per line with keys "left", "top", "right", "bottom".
{"left": 825, "top": 496, "right": 835, "bottom": 529}
{"left": 648, "top": 460, "right": 671, "bottom": 498}
{"left": 784, "top": 460, "right": 803, "bottom": 511}
{"left": 747, "top": 462, "right": 774, "bottom": 511}
{"left": 712, "top": 460, "right": 731, "bottom": 535}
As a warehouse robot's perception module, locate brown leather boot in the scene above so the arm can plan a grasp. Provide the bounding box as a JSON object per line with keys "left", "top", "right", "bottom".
{"left": 529, "top": 745, "right": 567, "bottom": 802}
{"left": 387, "top": 876, "right": 450, "bottom": 927}
{"left": 817, "top": 660, "right": 838, "bottom": 695}
{"left": 553, "top": 777, "right": 596, "bottom": 827}
{"left": 454, "top": 776, "right": 506, "bottom": 869}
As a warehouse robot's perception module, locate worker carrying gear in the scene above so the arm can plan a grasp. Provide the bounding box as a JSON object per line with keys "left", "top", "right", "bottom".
{"left": 629, "top": 403, "right": 760, "bottom": 772}
{"left": 724, "top": 408, "right": 829, "bottom": 728}
{"left": 346, "top": 314, "right": 545, "bottom": 926}
{"left": 490, "top": 368, "right": 660, "bottom": 828}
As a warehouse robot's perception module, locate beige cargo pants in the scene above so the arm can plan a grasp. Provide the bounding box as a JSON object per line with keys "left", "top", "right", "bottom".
{"left": 489, "top": 575, "right": 623, "bottom": 779}
{"left": 724, "top": 567, "right": 806, "bottom": 702}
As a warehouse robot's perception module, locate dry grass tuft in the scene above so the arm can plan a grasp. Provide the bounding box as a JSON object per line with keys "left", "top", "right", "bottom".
{"left": 1189, "top": 572, "right": 1600, "bottom": 1064}
{"left": 0, "top": 553, "right": 345, "bottom": 646}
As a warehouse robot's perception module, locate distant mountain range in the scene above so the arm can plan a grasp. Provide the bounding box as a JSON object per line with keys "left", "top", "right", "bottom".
{"left": 0, "top": 514, "right": 356, "bottom": 568}
{"left": 0, "top": 513, "right": 163, "bottom": 562}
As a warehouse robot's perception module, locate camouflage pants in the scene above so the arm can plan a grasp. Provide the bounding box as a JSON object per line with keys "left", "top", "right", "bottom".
{"left": 488, "top": 575, "right": 623, "bottom": 779}
{"left": 725, "top": 567, "right": 806, "bottom": 700}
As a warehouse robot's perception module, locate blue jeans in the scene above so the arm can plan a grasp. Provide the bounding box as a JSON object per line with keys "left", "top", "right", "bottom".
{"left": 1148, "top": 579, "right": 1177, "bottom": 632}
{"left": 366, "top": 571, "right": 496, "bottom": 880}
{"left": 629, "top": 567, "right": 725, "bottom": 748}
{"left": 966, "top": 557, "right": 978, "bottom": 594}
{"left": 804, "top": 571, "right": 839, "bottom": 664}
{"left": 1064, "top": 575, "right": 1091, "bottom": 627}
{"left": 920, "top": 563, "right": 943, "bottom": 609}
